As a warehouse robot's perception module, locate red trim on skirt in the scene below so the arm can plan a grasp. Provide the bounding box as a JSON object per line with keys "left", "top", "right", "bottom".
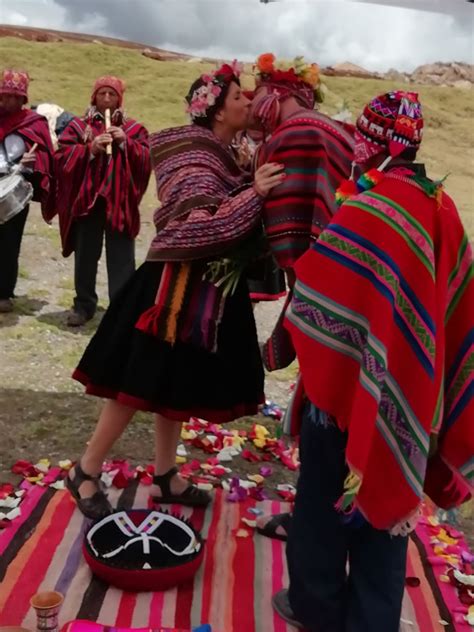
{"left": 73, "top": 368, "right": 264, "bottom": 423}
{"left": 250, "top": 291, "right": 287, "bottom": 302}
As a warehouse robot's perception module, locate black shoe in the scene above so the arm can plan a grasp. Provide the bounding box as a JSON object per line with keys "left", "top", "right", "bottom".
{"left": 0, "top": 298, "right": 14, "bottom": 313}
{"left": 272, "top": 589, "right": 305, "bottom": 629}
{"left": 67, "top": 310, "right": 92, "bottom": 327}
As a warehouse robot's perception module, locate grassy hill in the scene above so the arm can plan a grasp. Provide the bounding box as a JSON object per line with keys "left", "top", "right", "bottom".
{"left": 0, "top": 34, "right": 473, "bottom": 234}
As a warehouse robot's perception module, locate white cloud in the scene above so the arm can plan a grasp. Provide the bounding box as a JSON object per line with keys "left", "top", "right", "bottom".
{"left": 1, "top": 0, "right": 472, "bottom": 71}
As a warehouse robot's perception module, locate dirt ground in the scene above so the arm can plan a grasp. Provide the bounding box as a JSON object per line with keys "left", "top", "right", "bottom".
{"left": 0, "top": 203, "right": 471, "bottom": 542}
{"left": 0, "top": 204, "right": 296, "bottom": 490}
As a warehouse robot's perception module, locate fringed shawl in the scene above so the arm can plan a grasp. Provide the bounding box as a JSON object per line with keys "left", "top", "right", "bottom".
{"left": 286, "top": 172, "right": 473, "bottom": 530}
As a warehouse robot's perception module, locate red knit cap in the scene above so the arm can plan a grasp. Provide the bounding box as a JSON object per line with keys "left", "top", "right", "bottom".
{"left": 91, "top": 75, "right": 126, "bottom": 107}
{"left": 0, "top": 69, "right": 29, "bottom": 102}
{"left": 354, "top": 91, "right": 423, "bottom": 163}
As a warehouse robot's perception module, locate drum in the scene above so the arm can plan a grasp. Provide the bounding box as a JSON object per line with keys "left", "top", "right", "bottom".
{"left": 0, "top": 172, "right": 33, "bottom": 225}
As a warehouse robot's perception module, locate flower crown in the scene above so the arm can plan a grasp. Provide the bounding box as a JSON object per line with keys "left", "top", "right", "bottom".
{"left": 186, "top": 59, "right": 244, "bottom": 121}
{"left": 254, "top": 53, "right": 324, "bottom": 103}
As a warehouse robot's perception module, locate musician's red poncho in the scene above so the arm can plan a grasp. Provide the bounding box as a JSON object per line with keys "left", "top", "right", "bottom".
{"left": 0, "top": 108, "right": 54, "bottom": 219}
{"left": 53, "top": 80, "right": 150, "bottom": 256}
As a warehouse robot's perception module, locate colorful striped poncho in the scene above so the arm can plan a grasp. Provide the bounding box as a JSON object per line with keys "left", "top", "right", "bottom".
{"left": 0, "top": 108, "right": 54, "bottom": 220}
{"left": 53, "top": 111, "right": 150, "bottom": 256}
{"left": 258, "top": 110, "right": 354, "bottom": 270}
{"left": 285, "top": 168, "right": 473, "bottom": 531}
{"left": 135, "top": 125, "right": 264, "bottom": 352}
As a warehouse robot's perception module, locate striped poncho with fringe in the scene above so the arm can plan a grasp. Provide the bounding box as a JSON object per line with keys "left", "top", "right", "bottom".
{"left": 286, "top": 169, "right": 473, "bottom": 531}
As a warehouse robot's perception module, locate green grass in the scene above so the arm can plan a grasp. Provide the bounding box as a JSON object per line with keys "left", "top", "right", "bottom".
{"left": 0, "top": 35, "right": 472, "bottom": 238}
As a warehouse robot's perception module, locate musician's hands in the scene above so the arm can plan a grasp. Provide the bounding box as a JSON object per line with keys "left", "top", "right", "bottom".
{"left": 91, "top": 133, "right": 113, "bottom": 155}
{"left": 253, "top": 162, "right": 286, "bottom": 197}
{"left": 108, "top": 126, "right": 126, "bottom": 144}
{"left": 20, "top": 151, "right": 36, "bottom": 167}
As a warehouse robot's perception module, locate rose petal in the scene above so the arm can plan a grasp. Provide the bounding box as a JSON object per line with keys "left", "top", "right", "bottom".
{"left": 236, "top": 529, "right": 250, "bottom": 538}
{"left": 405, "top": 577, "right": 421, "bottom": 587}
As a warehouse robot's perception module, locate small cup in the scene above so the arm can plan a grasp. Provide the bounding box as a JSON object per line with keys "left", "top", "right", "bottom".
{"left": 29, "top": 591, "right": 64, "bottom": 632}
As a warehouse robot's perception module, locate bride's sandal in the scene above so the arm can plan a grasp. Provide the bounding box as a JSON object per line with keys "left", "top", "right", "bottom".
{"left": 66, "top": 461, "right": 113, "bottom": 520}
{"left": 150, "top": 466, "right": 211, "bottom": 508}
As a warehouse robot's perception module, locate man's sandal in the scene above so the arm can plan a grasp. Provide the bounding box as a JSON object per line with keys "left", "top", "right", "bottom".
{"left": 66, "top": 461, "right": 113, "bottom": 520}
{"left": 272, "top": 589, "right": 305, "bottom": 629}
{"left": 150, "top": 466, "right": 211, "bottom": 508}
{"left": 256, "top": 512, "right": 292, "bottom": 541}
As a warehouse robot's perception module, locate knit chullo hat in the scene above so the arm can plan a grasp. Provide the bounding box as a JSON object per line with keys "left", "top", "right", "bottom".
{"left": 354, "top": 90, "right": 423, "bottom": 164}
{"left": 0, "top": 69, "right": 29, "bottom": 102}
{"left": 91, "top": 75, "right": 126, "bottom": 107}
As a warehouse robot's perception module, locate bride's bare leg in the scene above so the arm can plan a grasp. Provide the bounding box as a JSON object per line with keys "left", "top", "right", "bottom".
{"left": 69, "top": 399, "right": 136, "bottom": 497}
{"left": 151, "top": 414, "right": 189, "bottom": 496}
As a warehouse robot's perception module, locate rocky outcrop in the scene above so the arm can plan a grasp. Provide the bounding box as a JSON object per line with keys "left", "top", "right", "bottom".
{"left": 322, "top": 61, "right": 473, "bottom": 88}
{"left": 323, "top": 62, "right": 381, "bottom": 79}
{"left": 409, "top": 62, "right": 473, "bottom": 87}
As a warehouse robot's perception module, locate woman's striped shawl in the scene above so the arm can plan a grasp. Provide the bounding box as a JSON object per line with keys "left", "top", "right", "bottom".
{"left": 258, "top": 111, "right": 354, "bottom": 270}
{"left": 136, "top": 125, "right": 263, "bottom": 352}
{"left": 286, "top": 171, "right": 473, "bottom": 530}
{"left": 147, "top": 125, "right": 262, "bottom": 262}
{"left": 54, "top": 113, "right": 150, "bottom": 257}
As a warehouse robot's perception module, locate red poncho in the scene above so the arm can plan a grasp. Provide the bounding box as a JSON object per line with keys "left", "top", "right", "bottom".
{"left": 54, "top": 111, "right": 150, "bottom": 256}
{"left": 0, "top": 108, "right": 54, "bottom": 220}
{"left": 286, "top": 170, "right": 473, "bottom": 530}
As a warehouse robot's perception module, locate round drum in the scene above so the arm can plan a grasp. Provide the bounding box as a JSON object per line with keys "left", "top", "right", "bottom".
{"left": 0, "top": 172, "right": 33, "bottom": 225}
{"left": 83, "top": 509, "right": 205, "bottom": 592}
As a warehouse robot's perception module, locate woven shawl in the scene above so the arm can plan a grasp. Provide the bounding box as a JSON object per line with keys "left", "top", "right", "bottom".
{"left": 136, "top": 125, "right": 263, "bottom": 352}
{"left": 286, "top": 172, "right": 473, "bottom": 530}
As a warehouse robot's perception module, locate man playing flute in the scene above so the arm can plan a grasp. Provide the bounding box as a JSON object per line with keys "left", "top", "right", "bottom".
{"left": 54, "top": 76, "right": 151, "bottom": 326}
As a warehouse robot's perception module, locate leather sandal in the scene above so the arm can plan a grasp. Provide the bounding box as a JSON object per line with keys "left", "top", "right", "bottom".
{"left": 272, "top": 589, "right": 305, "bottom": 629}
{"left": 256, "top": 512, "right": 292, "bottom": 542}
{"left": 66, "top": 461, "right": 113, "bottom": 520}
{"left": 150, "top": 466, "right": 211, "bottom": 508}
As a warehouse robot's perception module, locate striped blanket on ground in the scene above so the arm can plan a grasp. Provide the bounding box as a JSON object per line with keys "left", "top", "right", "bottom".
{"left": 0, "top": 481, "right": 471, "bottom": 630}
{"left": 286, "top": 170, "right": 474, "bottom": 532}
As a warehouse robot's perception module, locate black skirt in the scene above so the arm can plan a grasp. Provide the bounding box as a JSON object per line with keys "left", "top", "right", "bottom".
{"left": 73, "top": 262, "right": 265, "bottom": 422}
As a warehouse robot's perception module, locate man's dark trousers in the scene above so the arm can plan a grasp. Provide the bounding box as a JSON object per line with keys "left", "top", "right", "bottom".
{"left": 0, "top": 205, "right": 29, "bottom": 299}
{"left": 287, "top": 404, "right": 409, "bottom": 632}
{"left": 73, "top": 206, "right": 135, "bottom": 318}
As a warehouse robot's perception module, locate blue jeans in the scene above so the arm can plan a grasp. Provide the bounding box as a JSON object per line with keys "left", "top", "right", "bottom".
{"left": 287, "top": 404, "right": 408, "bottom": 632}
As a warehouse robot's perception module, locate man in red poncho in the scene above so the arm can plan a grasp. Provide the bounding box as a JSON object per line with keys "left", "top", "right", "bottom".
{"left": 54, "top": 76, "right": 151, "bottom": 326}
{"left": 0, "top": 69, "right": 54, "bottom": 313}
{"left": 275, "top": 91, "right": 473, "bottom": 632}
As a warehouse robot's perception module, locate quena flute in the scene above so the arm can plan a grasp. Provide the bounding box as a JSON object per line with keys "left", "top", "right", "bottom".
{"left": 105, "top": 108, "right": 112, "bottom": 155}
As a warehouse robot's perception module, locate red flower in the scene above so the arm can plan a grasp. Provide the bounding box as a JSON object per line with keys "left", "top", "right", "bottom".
{"left": 0, "top": 483, "right": 15, "bottom": 499}
{"left": 11, "top": 460, "right": 38, "bottom": 478}
{"left": 272, "top": 68, "right": 298, "bottom": 84}
{"left": 215, "top": 63, "right": 235, "bottom": 80}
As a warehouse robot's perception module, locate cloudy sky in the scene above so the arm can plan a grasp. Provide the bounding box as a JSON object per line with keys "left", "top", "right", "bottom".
{"left": 1, "top": 0, "right": 473, "bottom": 71}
